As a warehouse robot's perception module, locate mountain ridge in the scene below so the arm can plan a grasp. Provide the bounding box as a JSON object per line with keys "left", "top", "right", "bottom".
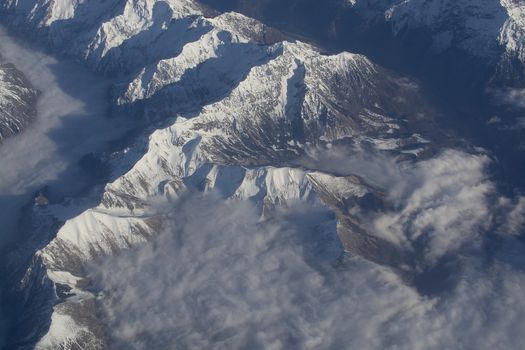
{"left": 0, "top": 56, "right": 38, "bottom": 142}
{"left": 0, "top": 0, "right": 521, "bottom": 348}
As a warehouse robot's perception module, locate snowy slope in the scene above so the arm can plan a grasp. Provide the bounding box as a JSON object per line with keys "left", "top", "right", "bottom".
{"left": 0, "top": 59, "right": 38, "bottom": 141}
{"left": 385, "top": 0, "right": 525, "bottom": 84}
{"left": 0, "top": 0, "right": 442, "bottom": 348}
{"left": 386, "top": 0, "right": 508, "bottom": 56}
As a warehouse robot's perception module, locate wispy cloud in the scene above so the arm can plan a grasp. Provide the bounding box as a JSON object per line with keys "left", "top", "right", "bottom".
{"left": 491, "top": 87, "right": 525, "bottom": 109}
{"left": 0, "top": 26, "right": 121, "bottom": 197}
{"left": 0, "top": 26, "right": 132, "bottom": 347}
{"left": 0, "top": 26, "right": 135, "bottom": 244}
{"left": 89, "top": 178, "right": 525, "bottom": 349}
{"left": 368, "top": 150, "right": 494, "bottom": 265}
{"left": 89, "top": 195, "right": 424, "bottom": 349}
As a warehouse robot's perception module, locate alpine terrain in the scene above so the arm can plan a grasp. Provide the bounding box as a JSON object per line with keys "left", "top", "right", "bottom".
{"left": 0, "top": 0, "right": 524, "bottom": 349}
{"left": 0, "top": 55, "right": 37, "bottom": 142}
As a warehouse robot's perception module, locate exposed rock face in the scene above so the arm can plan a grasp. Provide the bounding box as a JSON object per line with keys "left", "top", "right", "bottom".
{"left": 0, "top": 56, "right": 38, "bottom": 142}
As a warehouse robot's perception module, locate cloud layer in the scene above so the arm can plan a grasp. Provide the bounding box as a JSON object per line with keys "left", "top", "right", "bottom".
{"left": 90, "top": 196, "right": 423, "bottom": 349}
{"left": 0, "top": 26, "right": 134, "bottom": 347}
{"left": 0, "top": 26, "right": 133, "bottom": 244}
{"left": 368, "top": 150, "right": 494, "bottom": 265}
{"left": 89, "top": 172, "right": 525, "bottom": 349}
{"left": 301, "top": 146, "right": 504, "bottom": 267}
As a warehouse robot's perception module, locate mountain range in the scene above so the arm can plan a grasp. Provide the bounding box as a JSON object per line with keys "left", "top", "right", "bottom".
{"left": 1, "top": 0, "right": 525, "bottom": 349}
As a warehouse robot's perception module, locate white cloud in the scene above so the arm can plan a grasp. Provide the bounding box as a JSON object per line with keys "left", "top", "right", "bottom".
{"left": 491, "top": 87, "right": 525, "bottom": 109}
{"left": 89, "top": 195, "right": 426, "bottom": 349}
{"left": 369, "top": 150, "right": 494, "bottom": 265}
{"left": 300, "top": 146, "right": 499, "bottom": 266}
{"left": 0, "top": 26, "right": 134, "bottom": 347}
{"left": 0, "top": 26, "right": 133, "bottom": 244}
{"left": 89, "top": 188, "right": 525, "bottom": 349}
{"left": 297, "top": 144, "right": 402, "bottom": 188}
{"left": 498, "top": 196, "right": 525, "bottom": 235}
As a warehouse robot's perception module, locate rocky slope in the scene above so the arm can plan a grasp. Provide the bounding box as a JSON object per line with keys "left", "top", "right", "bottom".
{"left": 200, "top": 0, "right": 525, "bottom": 89}
{"left": 0, "top": 0, "right": 469, "bottom": 348}
{"left": 384, "top": 0, "right": 525, "bottom": 86}
{"left": 0, "top": 56, "right": 38, "bottom": 142}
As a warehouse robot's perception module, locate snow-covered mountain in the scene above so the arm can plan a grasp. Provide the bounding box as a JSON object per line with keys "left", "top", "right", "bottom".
{"left": 200, "top": 0, "right": 525, "bottom": 89}
{"left": 383, "top": 0, "right": 525, "bottom": 86}
{"left": 0, "top": 57, "right": 37, "bottom": 142}
{"left": 0, "top": 0, "right": 507, "bottom": 348}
